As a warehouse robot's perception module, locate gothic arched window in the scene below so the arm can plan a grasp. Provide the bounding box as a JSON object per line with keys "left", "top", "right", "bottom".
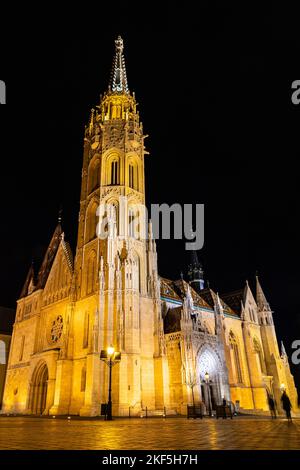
{"left": 83, "top": 312, "right": 89, "bottom": 348}
{"left": 86, "top": 251, "right": 96, "bottom": 295}
{"left": 129, "top": 164, "right": 134, "bottom": 189}
{"left": 229, "top": 331, "right": 243, "bottom": 384}
{"left": 128, "top": 161, "right": 139, "bottom": 191}
{"left": 111, "top": 159, "right": 119, "bottom": 185}
{"left": 81, "top": 366, "right": 86, "bottom": 392}
{"left": 128, "top": 208, "right": 135, "bottom": 237}
{"left": 253, "top": 337, "right": 266, "bottom": 374}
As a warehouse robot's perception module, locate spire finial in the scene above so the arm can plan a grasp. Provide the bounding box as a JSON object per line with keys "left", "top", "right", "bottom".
{"left": 58, "top": 206, "right": 63, "bottom": 224}
{"left": 109, "top": 35, "right": 129, "bottom": 94}
{"left": 115, "top": 35, "right": 124, "bottom": 54}
{"left": 281, "top": 341, "right": 287, "bottom": 358}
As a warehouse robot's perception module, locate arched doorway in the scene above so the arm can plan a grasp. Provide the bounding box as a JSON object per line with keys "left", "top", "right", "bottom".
{"left": 197, "top": 347, "right": 223, "bottom": 414}
{"left": 29, "top": 362, "right": 49, "bottom": 415}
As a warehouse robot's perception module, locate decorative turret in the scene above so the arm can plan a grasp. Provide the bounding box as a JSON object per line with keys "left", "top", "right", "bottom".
{"left": 281, "top": 341, "right": 288, "bottom": 362}
{"left": 187, "top": 250, "right": 204, "bottom": 293}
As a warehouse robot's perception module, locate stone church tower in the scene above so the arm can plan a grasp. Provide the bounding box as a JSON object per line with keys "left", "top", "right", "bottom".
{"left": 1, "top": 36, "right": 168, "bottom": 417}
{"left": 1, "top": 36, "right": 298, "bottom": 418}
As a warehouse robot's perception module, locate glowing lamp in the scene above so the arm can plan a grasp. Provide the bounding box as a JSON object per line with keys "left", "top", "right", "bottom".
{"left": 107, "top": 345, "right": 115, "bottom": 356}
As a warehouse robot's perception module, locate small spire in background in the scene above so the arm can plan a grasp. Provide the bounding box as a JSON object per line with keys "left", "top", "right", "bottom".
{"left": 58, "top": 206, "right": 63, "bottom": 224}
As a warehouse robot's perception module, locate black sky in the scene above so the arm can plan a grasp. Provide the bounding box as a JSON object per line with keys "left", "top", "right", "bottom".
{"left": 0, "top": 3, "right": 299, "bottom": 390}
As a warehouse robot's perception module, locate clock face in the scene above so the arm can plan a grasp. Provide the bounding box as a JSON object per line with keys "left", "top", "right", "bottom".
{"left": 50, "top": 315, "right": 63, "bottom": 343}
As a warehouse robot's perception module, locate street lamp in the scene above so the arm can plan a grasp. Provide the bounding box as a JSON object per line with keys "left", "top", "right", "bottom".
{"left": 100, "top": 345, "right": 121, "bottom": 420}
{"left": 204, "top": 372, "right": 212, "bottom": 417}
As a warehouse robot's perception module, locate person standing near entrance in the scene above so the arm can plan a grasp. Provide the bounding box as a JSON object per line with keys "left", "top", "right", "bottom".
{"left": 222, "top": 397, "right": 227, "bottom": 419}
{"left": 268, "top": 395, "right": 277, "bottom": 419}
{"left": 281, "top": 390, "right": 292, "bottom": 422}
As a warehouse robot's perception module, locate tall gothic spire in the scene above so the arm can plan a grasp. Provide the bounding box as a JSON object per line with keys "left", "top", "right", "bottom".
{"left": 256, "top": 276, "right": 271, "bottom": 311}
{"left": 108, "top": 35, "right": 129, "bottom": 94}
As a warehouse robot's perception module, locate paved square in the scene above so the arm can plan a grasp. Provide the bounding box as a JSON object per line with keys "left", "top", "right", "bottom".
{"left": 0, "top": 416, "right": 299, "bottom": 450}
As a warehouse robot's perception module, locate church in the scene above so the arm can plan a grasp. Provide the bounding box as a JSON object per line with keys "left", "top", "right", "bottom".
{"left": 2, "top": 37, "right": 298, "bottom": 417}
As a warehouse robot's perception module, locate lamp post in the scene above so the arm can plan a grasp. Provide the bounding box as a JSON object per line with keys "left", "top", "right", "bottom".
{"left": 204, "top": 372, "right": 212, "bottom": 417}
{"left": 100, "top": 345, "right": 121, "bottom": 421}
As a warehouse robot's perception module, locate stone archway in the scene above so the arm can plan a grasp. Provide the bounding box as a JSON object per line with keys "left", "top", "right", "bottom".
{"left": 28, "top": 361, "right": 49, "bottom": 415}
{"left": 197, "top": 346, "right": 224, "bottom": 413}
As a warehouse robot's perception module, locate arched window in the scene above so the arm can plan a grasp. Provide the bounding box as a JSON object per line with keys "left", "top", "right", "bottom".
{"left": 129, "top": 164, "right": 134, "bottom": 189}
{"left": 128, "top": 161, "right": 139, "bottom": 190}
{"left": 110, "top": 159, "right": 119, "bottom": 185}
{"left": 19, "top": 335, "right": 25, "bottom": 362}
{"left": 132, "top": 251, "right": 141, "bottom": 293}
{"left": 81, "top": 366, "right": 87, "bottom": 392}
{"left": 88, "top": 159, "right": 100, "bottom": 193}
{"left": 86, "top": 202, "right": 98, "bottom": 242}
{"left": 253, "top": 337, "right": 266, "bottom": 374}
{"left": 229, "top": 331, "right": 243, "bottom": 383}
{"left": 0, "top": 340, "right": 6, "bottom": 364}
{"left": 128, "top": 208, "right": 135, "bottom": 237}
{"left": 86, "top": 251, "right": 96, "bottom": 295}
{"left": 83, "top": 312, "right": 89, "bottom": 348}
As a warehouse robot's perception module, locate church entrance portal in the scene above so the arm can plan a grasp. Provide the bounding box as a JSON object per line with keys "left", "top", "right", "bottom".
{"left": 197, "top": 347, "right": 223, "bottom": 414}
{"left": 29, "top": 362, "right": 49, "bottom": 415}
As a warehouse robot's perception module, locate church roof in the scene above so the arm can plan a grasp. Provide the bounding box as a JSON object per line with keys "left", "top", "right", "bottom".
{"left": 160, "top": 278, "right": 182, "bottom": 302}
{"left": 173, "top": 279, "right": 212, "bottom": 309}
{"left": 163, "top": 306, "right": 182, "bottom": 334}
{"left": 0, "top": 306, "right": 16, "bottom": 334}
{"left": 160, "top": 277, "right": 211, "bottom": 309}
{"left": 160, "top": 277, "right": 238, "bottom": 316}
{"left": 220, "top": 288, "right": 245, "bottom": 315}
{"left": 19, "top": 222, "right": 73, "bottom": 299}
{"left": 198, "top": 288, "right": 238, "bottom": 316}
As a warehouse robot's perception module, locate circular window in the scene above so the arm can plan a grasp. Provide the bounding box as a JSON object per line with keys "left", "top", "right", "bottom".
{"left": 50, "top": 315, "right": 63, "bottom": 343}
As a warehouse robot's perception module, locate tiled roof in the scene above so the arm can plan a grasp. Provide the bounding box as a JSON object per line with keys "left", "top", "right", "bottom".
{"left": 198, "top": 288, "right": 238, "bottom": 317}
{"left": 220, "top": 288, "right": 245, "bottom": 315}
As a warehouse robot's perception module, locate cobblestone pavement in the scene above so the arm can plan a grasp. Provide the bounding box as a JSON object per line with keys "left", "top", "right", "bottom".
{"left": 0, "top": 416, "right": 299, "bottom": 450}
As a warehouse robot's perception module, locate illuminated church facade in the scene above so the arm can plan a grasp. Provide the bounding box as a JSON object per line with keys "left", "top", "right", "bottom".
{"left": 2, "top": 37, "right": 298, "bottom": 417}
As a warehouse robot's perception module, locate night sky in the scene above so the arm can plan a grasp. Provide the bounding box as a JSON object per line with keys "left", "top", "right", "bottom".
{"left": 0, "top": 4, "right": 299, "bottom": 391}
